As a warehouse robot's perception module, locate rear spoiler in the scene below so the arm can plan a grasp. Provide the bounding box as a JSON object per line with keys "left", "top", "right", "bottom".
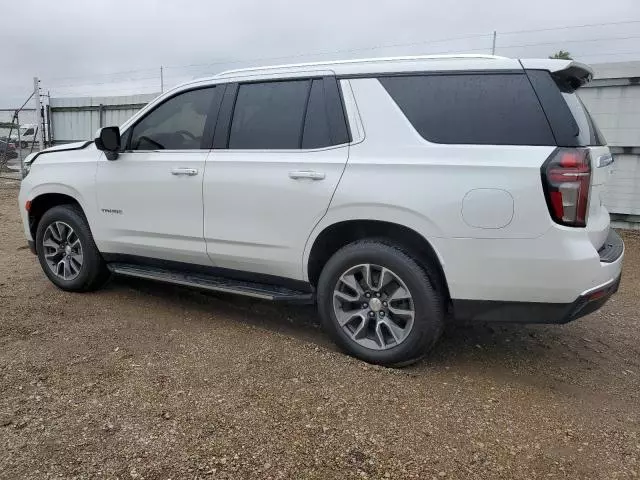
{"left": 519, "top": 59, "right": 593, "bottom": 90}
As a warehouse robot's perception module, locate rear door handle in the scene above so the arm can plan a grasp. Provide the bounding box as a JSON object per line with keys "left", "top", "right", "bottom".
{"left": 288, "top": 170, "right": 325, "bottom": 180}
{"left": 171, "top": 168, "right": 198, "bottom": 176}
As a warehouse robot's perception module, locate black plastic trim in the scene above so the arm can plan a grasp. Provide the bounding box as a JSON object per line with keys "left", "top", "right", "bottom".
{"left": 298, "top": 80, "right": 314, "bottom": 148}
{"left": 108, "top": 263, "right": 313, "bottom": 302}
{"left": 598, "top": 229, "right": 624, "bottom": 263}
{"left": 102, "top": 253, "right": 314, "bottom": 294}
{"left": 201, "top": 86, "right": 226, "bottom": 150}
{"left": 212, "top": 83, "right": 239, "bottom": 149}
{"left": 322, "top": 76, "right": 351, "bottom": 145}
{"left": 453, "top": 275, "right": 621, "bottom": 324}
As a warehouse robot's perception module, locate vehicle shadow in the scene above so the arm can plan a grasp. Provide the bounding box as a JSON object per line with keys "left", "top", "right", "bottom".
{"left": 104, "top": 276, "right": 576, "bottom": 373}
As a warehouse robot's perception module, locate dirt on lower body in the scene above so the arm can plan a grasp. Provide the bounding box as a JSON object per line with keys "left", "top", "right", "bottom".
{"left": 1, "top": 183, "right": 639, "bottom": 479}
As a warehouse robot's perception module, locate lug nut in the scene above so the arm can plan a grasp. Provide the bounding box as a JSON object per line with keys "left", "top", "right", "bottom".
{"left": 379, "top": 311, "right": 385, "bottom": 317}
{"left": 365, "top": 292, "right": 371, "bottom": 298}
{"left": 376, "top": 292, "right": 381, "bottom": 298}
{"left": 382, "top": 301, "right": 388, "bottom": 307}
{"left": 369, "top": 311, "right": 375, "bottom": 317}
{"left": 362, "top": 303, "right": 369, "bottom": 309}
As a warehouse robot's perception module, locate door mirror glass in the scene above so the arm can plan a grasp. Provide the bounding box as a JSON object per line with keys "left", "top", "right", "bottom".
{"left": 95, "top": 126, "right": 121, "bottom": 152}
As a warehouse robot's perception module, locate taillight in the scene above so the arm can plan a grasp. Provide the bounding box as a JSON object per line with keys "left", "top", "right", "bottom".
{"left": 541, "top": 148, "right": 591, "bottom": 227}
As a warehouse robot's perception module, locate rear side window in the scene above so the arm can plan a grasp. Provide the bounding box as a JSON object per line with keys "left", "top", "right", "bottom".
{"left": 229, "top": 80, "right": 310, "bottom": 149}
{"left": 379, "top": 73, "right": 555, "bottom": 146}
{"left": 561, "top": 91, "right": 605, "bottom": 146}
{"left": 227, "top": 78, "right": 349, "bottom": 150}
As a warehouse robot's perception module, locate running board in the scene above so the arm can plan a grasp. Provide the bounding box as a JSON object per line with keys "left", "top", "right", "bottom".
{"left": 107, "top": 263, "right": 314, "bottom": 303}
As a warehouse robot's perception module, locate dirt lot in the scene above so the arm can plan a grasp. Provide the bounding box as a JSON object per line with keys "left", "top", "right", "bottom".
{"left": 1, "top": 183, "right": 639, "bottom": 479}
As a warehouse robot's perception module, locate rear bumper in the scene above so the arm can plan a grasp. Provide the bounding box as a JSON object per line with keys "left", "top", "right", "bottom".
{"left": 452, "top": 274, "right": 621, "bottom": 324}
{"left": 452, "top": 229, "right": 624, "bottom": 324}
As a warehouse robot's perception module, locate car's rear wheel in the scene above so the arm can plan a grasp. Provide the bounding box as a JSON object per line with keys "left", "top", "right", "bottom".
{"left": 35, "top": 205, "right": 110, "bottom": 292}
{"left": 317, "top": 241, "right": 444, "bottom": 366}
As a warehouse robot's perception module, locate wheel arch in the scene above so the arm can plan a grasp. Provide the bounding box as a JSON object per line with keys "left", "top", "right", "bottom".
{"left": 305, "top": 219, "right": 450, "bottom": 306}
{"left": 28, "top": 190, "right": 87, "bottom": 244}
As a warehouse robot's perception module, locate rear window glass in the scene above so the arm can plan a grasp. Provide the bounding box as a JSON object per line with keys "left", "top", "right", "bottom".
{"left": 561, "top": 91, "right": 605, "bottom": 146}
{"left": 526, "top": 70, "right": 605, "bottom": 147}
{"left": 379, "top": 73, "right": 555, "bottom": 146}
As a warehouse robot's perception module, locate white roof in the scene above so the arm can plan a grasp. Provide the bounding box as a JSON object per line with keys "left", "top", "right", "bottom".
{"left": 211, "top": 54, "right": 582, "bottom": 80}
{"left": 167, "top": 54, "right": 591, "bottom": 94}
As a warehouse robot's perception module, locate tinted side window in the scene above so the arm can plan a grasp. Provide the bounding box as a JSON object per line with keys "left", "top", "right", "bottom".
{"left": 24, "top": 128, "right": 35, "bottom": 136}
{"left": 130, "top": 87, "right": 216, "bottom": 150}
{"left": 229, "top": 80, "right": 311, "bottom": 149}
{"left": 379, "top": 74, "right": 555, "bottom": 146}
{"left": 302, "top": 79, "right": 332, "bottom": 149}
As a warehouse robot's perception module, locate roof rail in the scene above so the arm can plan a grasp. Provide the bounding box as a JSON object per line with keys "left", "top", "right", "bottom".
{"left": 214, "top": 54, "right": 509, "bottom": 78}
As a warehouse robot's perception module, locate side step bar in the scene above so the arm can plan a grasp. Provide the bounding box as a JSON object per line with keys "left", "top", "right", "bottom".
{"left": 107, "top": 263, "right": 314, "bottom": 303}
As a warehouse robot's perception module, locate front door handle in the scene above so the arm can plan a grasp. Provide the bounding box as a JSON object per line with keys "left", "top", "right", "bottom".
{"left": 171, "top": 168, "right": 198, "bottom": 176}
{"left": 288, "top": 170, "right": 325, "bottom": 181}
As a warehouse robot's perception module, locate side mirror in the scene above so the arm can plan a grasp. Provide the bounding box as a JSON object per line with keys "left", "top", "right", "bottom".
{"left": 95, "top": 126, "right": 121, "bottom": 160}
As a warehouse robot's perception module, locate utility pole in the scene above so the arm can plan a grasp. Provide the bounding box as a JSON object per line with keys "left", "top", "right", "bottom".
{"left": 33, "top": 77, "right": 44, "bottom": 151}
{"left": 160, "top": 66, "right": 164, "bottom": 93}
{"left": 491, "top": 31, "right": 497, "bottom": 55}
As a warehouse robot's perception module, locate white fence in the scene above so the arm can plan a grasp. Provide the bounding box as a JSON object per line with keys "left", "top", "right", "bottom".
{"left": 580, "top": 61, "right": 640, "bottom": 224}
{"left": 49, "top": 93, "right": 158, "bottom": 144}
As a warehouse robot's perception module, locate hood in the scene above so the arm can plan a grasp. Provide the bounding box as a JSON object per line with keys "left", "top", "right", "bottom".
{"left": 40, "top": 141, "right": 92, "bottom": 153}
{"left": 24, "top": 141, "right": 93, "bottom": 166}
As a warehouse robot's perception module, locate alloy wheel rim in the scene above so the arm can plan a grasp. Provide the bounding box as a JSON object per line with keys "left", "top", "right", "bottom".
{"left": 332, "top": 264, "right": 415, "bottom": 351}
{"left": 42, "top": 221, "right": 83, "bottom": 281}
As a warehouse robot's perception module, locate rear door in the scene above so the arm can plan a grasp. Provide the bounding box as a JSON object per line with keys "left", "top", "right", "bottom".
{"left": 203, "top": 75, "right": 350, "bottom": 280}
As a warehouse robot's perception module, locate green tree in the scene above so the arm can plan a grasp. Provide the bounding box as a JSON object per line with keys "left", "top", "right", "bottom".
{"left": 549, "top": 50, "right": 572, "bottom": 60}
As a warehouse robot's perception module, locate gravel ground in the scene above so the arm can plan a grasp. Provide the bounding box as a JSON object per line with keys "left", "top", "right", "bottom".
{"left": 1, "top": 183, "right": 639, "bottom": 479}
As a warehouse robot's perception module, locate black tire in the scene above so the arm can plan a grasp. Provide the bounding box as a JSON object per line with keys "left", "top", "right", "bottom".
{"left": 317, "top": 241, "right": 444, "bottom": 367}
{"left": 21, "top": 141, "right": 27, "bottom": 149}
{"left": 35, "top": 205, "right": 110, "bottom": 292}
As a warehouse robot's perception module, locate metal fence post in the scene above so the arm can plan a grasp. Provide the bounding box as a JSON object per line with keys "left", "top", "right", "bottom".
{"left": 33, "top": 77, "right": 44, "bottom": 151}
{"left": 98, "top": 103, "right": 104, "bottom": 128}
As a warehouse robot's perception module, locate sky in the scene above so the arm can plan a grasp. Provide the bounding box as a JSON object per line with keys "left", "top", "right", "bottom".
{"left": 1, "top": 0, "right": 640, "bottom": 107}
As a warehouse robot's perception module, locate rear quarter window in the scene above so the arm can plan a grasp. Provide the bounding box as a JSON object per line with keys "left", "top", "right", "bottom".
{"left": 379, "top": 73, "right": 555, "bottom": 146}
{"left": 525, "top": 69, "right": 605, "bottom": 147}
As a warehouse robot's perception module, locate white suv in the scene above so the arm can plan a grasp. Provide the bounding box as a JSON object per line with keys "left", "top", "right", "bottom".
{"left": 19, "top": 55, "right": 624, "bottom": 366}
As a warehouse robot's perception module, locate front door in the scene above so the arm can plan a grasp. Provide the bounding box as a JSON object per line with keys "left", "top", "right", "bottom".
{"left": 203, "top": 77, "right": 351, "bottom": 280}
{"left": 95, "top": 86, "right": 220, "bottom": 266}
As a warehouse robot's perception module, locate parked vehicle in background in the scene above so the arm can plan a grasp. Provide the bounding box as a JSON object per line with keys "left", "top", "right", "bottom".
{"left": 0, "top": 139, "right": 18, "bottom": 159}
{"left": 18, "top": 55, "right": 624, "bottom": 366}
{"left": 10, "top": 124, "right": 36, "bottom": 148}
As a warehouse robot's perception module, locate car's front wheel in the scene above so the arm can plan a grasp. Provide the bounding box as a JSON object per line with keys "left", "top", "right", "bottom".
{"left": 317, "top": 241, "right": 444, "bottom": 366}
{"left": 35, "top": 205, "right": 110, "bottom": 292}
